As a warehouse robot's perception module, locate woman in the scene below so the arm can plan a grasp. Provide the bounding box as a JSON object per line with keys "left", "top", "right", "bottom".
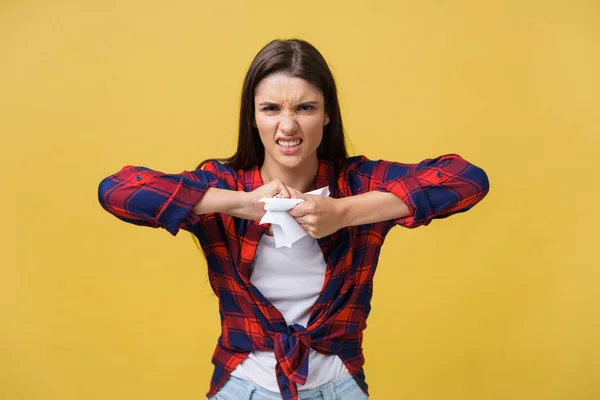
{"left": 98, "top": 39, "right": 489, "bottom": 400}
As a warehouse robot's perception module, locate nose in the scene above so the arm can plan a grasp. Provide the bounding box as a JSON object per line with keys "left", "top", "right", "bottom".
{"left": 278, "top": 114, "right": 298, "bottom": 135}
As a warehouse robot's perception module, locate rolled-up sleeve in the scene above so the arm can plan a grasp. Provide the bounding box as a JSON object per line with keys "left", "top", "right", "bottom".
{"left": 354, "top": 154, "right": 489, "bottom": 228}
{"left": 97, "top": 161, "right": 236, "bottom": 235}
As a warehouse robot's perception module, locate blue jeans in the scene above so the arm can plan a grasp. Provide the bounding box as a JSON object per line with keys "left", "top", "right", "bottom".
{"left": 207, "top": 373, "right": 369, "bottom": 400}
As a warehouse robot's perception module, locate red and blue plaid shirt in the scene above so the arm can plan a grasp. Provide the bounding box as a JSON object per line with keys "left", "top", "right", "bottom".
{"left": 98, "top": 154, "right": 489, "bottom": 399}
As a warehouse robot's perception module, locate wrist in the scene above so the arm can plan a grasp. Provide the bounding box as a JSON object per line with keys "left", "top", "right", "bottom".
{"left": 337, "top": 197, "right": 354, "bottom": 228}
{"left": 230, "top": 191, "right": 254, "bottom": 219}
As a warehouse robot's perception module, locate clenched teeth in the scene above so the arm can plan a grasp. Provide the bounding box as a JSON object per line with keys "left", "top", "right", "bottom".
{"left": 277, "top": 139, "right": 302, "bottom": 147}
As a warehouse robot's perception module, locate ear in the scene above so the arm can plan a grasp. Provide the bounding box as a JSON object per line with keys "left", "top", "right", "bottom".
{"left": 252, "top": 120, "right": 257, "bottom": 128}
{"left": 324, "top": 114, "right": 330, "bottom": 126}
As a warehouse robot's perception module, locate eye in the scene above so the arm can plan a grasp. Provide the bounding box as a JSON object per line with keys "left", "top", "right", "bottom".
{"left": 299, "top": 105, "right": 315, "bottom": 111}
{"left": 261, "top": 106, "right": 278, "bottom": 112}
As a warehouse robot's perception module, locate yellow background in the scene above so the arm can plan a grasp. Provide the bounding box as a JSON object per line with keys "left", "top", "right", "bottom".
{"left": 1, "top": 0, "right": 599, "bottom": 399}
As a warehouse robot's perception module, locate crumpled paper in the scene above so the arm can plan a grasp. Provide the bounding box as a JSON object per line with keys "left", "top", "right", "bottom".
{"left": 257, "top": 186, "right": 330, "bottom": 248}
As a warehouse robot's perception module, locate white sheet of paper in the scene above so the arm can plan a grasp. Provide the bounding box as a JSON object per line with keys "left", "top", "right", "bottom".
{"left": 257, "top": 186, "right": 330, "bottom": 248}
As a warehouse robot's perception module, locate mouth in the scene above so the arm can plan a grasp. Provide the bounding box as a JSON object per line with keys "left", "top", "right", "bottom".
{"left": 276, "top": 138, "right": 303, "bottom": 155}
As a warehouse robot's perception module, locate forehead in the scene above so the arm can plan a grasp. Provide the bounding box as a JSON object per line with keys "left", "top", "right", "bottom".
{"left": 254, "top": 73, "right": 323, "bottom": 102}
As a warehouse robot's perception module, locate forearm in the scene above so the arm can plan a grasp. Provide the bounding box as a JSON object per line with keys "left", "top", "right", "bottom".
{"left": 340, "top": 190, "right": 412, "bottom": 227}
{"left": 193, "top": 187, "right": 254, "bottom": 220}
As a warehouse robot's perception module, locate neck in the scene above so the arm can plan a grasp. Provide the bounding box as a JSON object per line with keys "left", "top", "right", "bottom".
{"left": 260, "top": 157, "right": 319, "bottom": 194}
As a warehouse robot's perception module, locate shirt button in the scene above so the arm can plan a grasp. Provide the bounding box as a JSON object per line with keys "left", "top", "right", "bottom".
{"left": 135, "top": 175, "right": 142, "bottom": 181}
{"left": 436, "top": 171, "right": 443, "bottom": 178}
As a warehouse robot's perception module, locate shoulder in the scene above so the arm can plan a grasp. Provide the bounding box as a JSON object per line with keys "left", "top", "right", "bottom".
{"left": 337, "top": 155, "right": 374, "bottom": 177}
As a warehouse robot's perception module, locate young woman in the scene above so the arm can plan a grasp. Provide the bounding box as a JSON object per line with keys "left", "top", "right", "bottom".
{"left": 98, "top": 39, "right": 490, "bottom": 400}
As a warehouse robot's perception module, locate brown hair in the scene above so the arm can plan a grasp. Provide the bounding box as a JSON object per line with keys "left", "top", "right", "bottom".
{"left": 196, "top": 38, "right": 348, "bottom": 171}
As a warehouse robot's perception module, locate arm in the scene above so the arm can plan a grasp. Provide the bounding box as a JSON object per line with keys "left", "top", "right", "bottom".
{"left": 193, "top": 176, "right": 301, "bottom": 220}
{"left": 351, "top": 153, "right": 490, "bottom": 228}
{"left": 288, "top": 190, "right": 412, "bottom": 239}
{"left": 338, "top": 190, "right": 412, "bottom": 227}
{"left": 288, "top": 189, "right": 411, "bottom": 238}
{"left": 98, "top": 161, "right": 300, "bottom": 234}
{"left": 193, "top": 188, "right": 249, "bottom": 217}
{"left": 287, "top": 154, "right": 488, "bottom": 238}
{"left": 97, "top": 161, "right": 236, "bottom": 235}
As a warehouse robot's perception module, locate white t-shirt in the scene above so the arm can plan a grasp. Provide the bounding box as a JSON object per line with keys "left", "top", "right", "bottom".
{"left": 230, "top": 233, "right": 349, "bottom": 391}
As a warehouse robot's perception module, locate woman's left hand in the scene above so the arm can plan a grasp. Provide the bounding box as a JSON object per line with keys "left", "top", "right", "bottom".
{"left": 287, "top": 189, "right": 348, "bottom": 239}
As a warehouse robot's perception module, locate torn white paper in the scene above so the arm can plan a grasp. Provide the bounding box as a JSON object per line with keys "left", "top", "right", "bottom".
{"left": 257, "top": 186, "right": 330, "bottom": 248}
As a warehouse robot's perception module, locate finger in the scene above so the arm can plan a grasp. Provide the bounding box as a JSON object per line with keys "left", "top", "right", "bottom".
{"left": 305, "top": 227, "right": 317, "bottom": 238}
{"left": 294, "top": 215, "right": 309, "bottom": 224}
{"left": 277, "top": 182, "right": 292, "bottom": 198}
{"left": 288, "top": 202, "right": 308, "bottom": 218}
{"left": 260, "top": 181, "right": 280, "bottom": 198}
{"left": 289, "top": 188, "right": 304, "bottom": 199}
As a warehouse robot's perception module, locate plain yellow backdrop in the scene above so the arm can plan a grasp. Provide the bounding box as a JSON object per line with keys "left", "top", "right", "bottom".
{"left": 1, "top": 0, "right": 599, "bottom": 399}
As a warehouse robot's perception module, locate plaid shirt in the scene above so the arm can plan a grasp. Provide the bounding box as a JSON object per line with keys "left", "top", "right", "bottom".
{"left": 98, "top": 154, "right": 489, "bottom": 399}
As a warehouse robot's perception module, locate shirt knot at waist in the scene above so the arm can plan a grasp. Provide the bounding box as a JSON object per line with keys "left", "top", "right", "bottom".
{"left": 273, "top": 323, "right": 312, "bottom": 385}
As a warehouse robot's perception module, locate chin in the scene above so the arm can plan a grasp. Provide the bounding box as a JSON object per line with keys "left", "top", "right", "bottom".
{"left": 265, "top": 144, "right": 317, "bottom": 170}
{"left": 275, "top": 156, "right": 304, "bottom": 169}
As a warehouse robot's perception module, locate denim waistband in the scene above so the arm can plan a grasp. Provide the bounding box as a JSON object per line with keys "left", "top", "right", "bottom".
{"left": 211, "top": 371, "right": 365, "bottom": 400}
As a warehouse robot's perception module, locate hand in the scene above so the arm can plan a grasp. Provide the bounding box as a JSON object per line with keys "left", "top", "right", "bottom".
{"left": 287, "top": 191, "right": 348, "bottom": 238}
{"left": 247, "top": 179, "right": 296, "bottom": 221}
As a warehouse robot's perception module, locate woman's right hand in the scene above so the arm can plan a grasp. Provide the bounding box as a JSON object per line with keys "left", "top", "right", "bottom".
{"left": 247, "top": 179, "right": 297, "bottom": 221}
{"left": 194, "top": 179, "right": 298, "bottom": 222}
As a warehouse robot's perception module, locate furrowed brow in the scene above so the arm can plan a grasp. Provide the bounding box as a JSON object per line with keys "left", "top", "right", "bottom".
{"left": 258, "top": 101, "right": 320, "bottom": 106}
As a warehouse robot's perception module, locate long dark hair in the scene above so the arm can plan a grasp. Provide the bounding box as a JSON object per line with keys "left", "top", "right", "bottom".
{"left": 196, "top": 38, "right": 348, "bottom": 171}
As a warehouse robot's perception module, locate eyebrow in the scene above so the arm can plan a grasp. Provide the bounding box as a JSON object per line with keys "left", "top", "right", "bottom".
{"left": 258, "top": 101, "right": 320, "bottom": 106}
